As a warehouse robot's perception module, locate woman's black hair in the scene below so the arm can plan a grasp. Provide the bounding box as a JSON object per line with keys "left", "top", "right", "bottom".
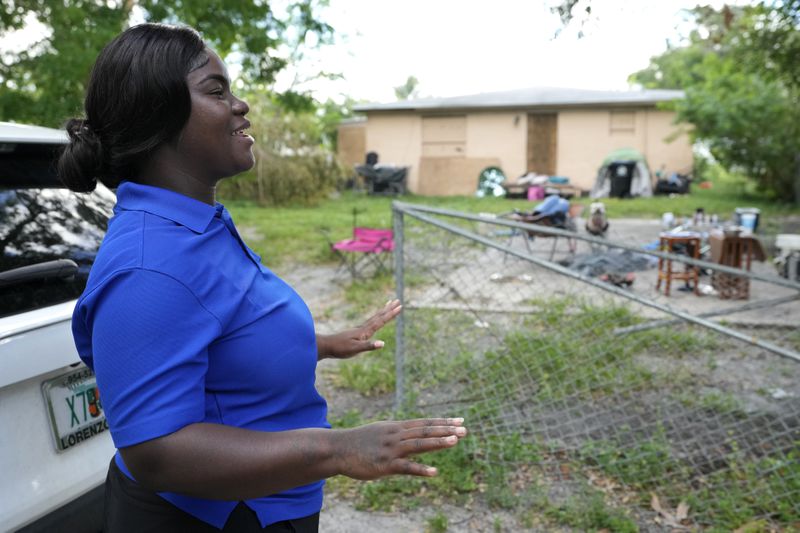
{"left": 59, "top": 23, "right": 208, "bottom": 192}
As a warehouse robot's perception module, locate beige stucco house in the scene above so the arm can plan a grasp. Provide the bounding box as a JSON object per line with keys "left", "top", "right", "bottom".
{"left": 338, "top": 87, "right": 693, "bottom": 196}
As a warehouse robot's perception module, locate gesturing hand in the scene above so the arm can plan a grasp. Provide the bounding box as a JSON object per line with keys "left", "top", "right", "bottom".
{"left": 317, "top": 299, "right": 402, "bottom": 360}
{"left": 336, "top": 418, "right": 467, "bottom": 480}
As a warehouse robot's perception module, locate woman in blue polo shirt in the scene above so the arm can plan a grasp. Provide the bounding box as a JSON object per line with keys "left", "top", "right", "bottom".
{"left": 59, "top": 24, "right": 466, "bottom": 532}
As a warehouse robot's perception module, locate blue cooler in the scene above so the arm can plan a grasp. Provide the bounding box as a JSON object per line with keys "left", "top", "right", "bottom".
{"left": 734, "top": 207, "right": 760, "bottom": 232}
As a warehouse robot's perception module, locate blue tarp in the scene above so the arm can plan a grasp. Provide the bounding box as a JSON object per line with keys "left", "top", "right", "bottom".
{"left": 533, "top": 195, "right": 569, "bottom": 217}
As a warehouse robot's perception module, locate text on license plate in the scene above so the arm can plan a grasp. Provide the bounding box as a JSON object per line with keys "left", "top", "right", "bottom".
{"left": 42, "top": 367, "right": 108, "bottom": 452}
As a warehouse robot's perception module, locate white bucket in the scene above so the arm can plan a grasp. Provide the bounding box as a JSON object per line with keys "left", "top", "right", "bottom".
{"left": 740, "top": 213, "right": 757, "bottom": 232}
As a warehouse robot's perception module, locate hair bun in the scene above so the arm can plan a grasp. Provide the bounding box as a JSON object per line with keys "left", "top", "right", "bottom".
{"left": 59, "top": 117, "right": 106, "bottom": 192}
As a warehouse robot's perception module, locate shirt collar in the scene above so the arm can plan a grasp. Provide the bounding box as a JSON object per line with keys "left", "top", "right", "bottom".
{"left": 114, "top": 181, "right": 220, "bottom": 234}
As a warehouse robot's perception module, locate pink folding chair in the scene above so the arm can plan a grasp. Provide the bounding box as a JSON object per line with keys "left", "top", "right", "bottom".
{"left": 330, "top": 227, "right": 394, "bottom": 279}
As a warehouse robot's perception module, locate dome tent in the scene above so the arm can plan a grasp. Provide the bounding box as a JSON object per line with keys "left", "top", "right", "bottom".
{"left": 591, "top": 148, "right": 653, "bottom": 199}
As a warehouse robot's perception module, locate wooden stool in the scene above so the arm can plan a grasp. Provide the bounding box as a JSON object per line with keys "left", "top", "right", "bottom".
{"left": 656, "top": 234, "right": 700, "bottom": 296}
{"left": 711, "top": 236, "right": 754, "bottom": 299}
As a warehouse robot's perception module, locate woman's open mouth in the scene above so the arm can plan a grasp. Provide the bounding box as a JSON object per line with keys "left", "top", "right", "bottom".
{"left": 231, "top": 126, "right": 254, "bottom": 143}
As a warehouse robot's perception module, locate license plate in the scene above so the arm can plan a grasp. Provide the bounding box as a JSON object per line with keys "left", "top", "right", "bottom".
{"left": 42, "top": 367, "right": 108, "bottom": 452}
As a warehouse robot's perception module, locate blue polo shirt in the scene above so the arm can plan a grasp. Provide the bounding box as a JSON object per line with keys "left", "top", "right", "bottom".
{"left": 72, "top": 181, "right": 329, "bottom": 529}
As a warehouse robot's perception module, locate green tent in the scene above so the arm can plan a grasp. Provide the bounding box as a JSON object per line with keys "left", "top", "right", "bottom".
{"left": 592, "top": 147, "right": 653, "bottom": 198}
{"left": 601, "top": 147, "right": 647, "bottom": 167}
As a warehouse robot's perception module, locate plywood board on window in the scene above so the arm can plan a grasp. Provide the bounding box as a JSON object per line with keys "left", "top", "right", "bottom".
{"left": 337, "top": 123, "right": 367, "bottom": 167}
{"left": 418, "top": 156, "right": 501, "bottom": 196}
{"left": 527, "top": 113, "right": 557, "bottom": 175}
{"left": 421, "top": 142, "right": 466, "bottom": 158}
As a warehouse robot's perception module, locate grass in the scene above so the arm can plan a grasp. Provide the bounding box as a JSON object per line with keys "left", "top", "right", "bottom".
{"left": 581, "top": 427, "right": 679, "bottom": 490}
{"left": 222, "top": 164, "right": 800, "bottom": 268}
{"left": 520, "top": 482, "right": 640, "bottom": 532}
{"left": 684, "top": 451, "right": 800, "bottom": 531}
{"left": 218, "top": 172, "right": 798, "bottom": 529}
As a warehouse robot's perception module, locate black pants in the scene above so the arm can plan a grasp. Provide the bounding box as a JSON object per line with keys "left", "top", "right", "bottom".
{"left": 104, "top": 459, "right": 319, "bottom": 532}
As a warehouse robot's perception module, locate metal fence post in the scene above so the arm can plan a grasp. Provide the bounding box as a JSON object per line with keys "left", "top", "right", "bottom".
{"left": 392, "top": 202, "right": 405, "bottom": 416}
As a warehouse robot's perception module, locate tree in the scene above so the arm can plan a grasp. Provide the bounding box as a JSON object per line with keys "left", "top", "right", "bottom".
{"left": 0, "top": 0, "right": 334, "bottom": 127}
{"left": 630, "top": 3, "right": 800, "bottom": 202}
{"left": 394, "top": 75, "right": 419, "bottom": 101}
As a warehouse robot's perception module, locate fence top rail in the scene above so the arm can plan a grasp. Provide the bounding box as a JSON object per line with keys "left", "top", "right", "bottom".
{"left": 392, "top": 200, "right": 800, "bottom": 292}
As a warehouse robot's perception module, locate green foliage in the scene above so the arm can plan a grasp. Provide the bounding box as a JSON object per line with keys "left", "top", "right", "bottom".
{"left": 685, "top": 451, "right": 800, "bottom": 530}
{"left": 543, "top": 489, "right": 639, "bottom": 532}
{"left": 0, "top": 1, "right": 334, "bottom": 126}
{"left": 525, "top": 482, "right": 639, "bottom": 532}
{"left": 581, "top": 428, "right": 679, "bottom": 489}
{"left": 333, "top": 330, "right": 395, "bottom": 396}
{"left": 477, "top": 301, "right": 657, "bottom": 403}
{"left": 316, "top": 97, "right": 358, "bottom": 152}
{"left": 630, "top": 4, "right": 800, "bottom": 202}
{"left": 677, "top": 56, "right": 800, "bottom": 201}
{"left": 0, "top": 1, "right": 128, "bottom": 126}
{"left": 214, "top": 92, "right": 352, "bottom": 206}
{"left": 394, "top": 75, "right": 420, "bottom": 101}
{"left": 328, "top": 409, "right": 365, "bottom": 429}
{"left": 425, "top": 512, "right": 448, "bottom": 533}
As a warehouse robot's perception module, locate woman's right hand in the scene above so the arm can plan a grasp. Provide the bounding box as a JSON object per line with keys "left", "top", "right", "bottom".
{"left": 334, "top": 418, "right": 467, "bottom": 480}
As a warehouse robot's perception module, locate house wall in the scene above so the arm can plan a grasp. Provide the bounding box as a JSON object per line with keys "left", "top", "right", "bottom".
{"left": 358, "top": 107, "right": 692, "bottom": 195}
{"left": 555, "top": 109, "right": 692, "bottom": 190}
{"left": 363, "top": 113, "right": 422, "bottom": 191}
{"left": 643, "top": 111, "right": 694, "bottom": 176}
{"left": 363, "top": 111, "right": 526, "bottom": 195}
{"left": 466, "top": 112, "right": 527, "bottom": 181}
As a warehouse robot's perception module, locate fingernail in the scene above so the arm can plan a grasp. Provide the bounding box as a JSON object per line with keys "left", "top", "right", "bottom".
{"left": 374, "top": 340, "right": 385, "bottom": 348}
{"left": 446, "top": 435, "right": 457, "bottom": 443}
{"left": 453, "top": 417, "right": 464, "bottom": 425}
{"left": 427, "top": 467, "right": 437, "bottom": 475}
{"left": 455, "top": 427, "right": 467, "bottom": 436}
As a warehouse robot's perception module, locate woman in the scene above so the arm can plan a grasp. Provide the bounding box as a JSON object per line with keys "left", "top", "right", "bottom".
{"left": 60, "top": 23, "right": 466, "bottom": 532}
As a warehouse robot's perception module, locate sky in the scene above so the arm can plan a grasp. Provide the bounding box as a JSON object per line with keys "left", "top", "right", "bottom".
{"left": 0, "top": 0, "right": 749, "bottom": 105}
{"left": 275, "top": 0, "right": 747, "bottom": 104}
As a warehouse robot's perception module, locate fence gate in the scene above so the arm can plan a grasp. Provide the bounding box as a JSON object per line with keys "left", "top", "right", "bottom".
{"left": 392, "top": 201, "right": 800, "bottom": 531}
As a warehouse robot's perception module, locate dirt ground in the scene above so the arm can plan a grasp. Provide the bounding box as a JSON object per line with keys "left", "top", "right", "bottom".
{"left": 272, "top": 217, "right": 800, "bottom": 532}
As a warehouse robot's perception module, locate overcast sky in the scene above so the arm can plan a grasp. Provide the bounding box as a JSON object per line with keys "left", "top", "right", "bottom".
{"left": 278, "top": 0, "right": 749, "bottom": 104}
{"left": 1, "top": 0, "right": 750, "bottom": 106}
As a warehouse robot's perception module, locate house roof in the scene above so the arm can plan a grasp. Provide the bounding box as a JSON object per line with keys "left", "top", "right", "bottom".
{"left": 353, "top": 87, "right": 684, "bottom": 113}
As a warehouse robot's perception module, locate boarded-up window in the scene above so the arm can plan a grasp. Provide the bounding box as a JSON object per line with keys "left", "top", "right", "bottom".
{"left": 610, "top": 111, "right": 635, "bottom": 133}
{"left": 422, "top": 116, "right": 466, "bottom": 157}
{"left": 527, "top": 113, "right": 557, "bottom": 175}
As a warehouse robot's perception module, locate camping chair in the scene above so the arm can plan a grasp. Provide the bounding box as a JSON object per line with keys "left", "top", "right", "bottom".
{"left": 503, "top": 203, "right": 584, "bottom": 261}
{"left": 326, "top": 226, "right": 394, "bottom": 280}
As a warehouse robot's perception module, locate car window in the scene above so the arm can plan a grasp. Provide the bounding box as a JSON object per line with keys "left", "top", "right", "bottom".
{"left": 1, "top": 172, "right": 114, "bottom": 319}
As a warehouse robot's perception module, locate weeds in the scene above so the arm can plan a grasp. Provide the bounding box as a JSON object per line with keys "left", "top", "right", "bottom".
{"left": 520, "top": 482, "right": 639, "bottom": 532}
{"left": 581, "top": 427, "right": 678, "bottom": 489}
{"left": 425, "top": 512, "right": 448, "bottom": 533}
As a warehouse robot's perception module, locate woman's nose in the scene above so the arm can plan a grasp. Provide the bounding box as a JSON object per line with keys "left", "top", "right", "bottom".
{"left": 232, "top": 95, "right": 249, "bottom": 115}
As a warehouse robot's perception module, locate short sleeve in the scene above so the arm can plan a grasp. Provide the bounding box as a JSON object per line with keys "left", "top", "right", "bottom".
{"left": 81, "top": 269, "right": 221, "bottom": 448}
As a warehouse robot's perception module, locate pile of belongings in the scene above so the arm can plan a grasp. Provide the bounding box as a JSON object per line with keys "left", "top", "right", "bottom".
{"left": 560, "top": 249, "right": 652, "bottom": 287}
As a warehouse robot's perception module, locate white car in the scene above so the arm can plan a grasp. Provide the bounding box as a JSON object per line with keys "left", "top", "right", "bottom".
{"left": 0, "top": 122, "right": 115, "bottom": 532}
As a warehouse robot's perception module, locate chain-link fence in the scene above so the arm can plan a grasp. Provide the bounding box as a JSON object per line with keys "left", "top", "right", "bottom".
{"left": 392, "top": 201, "right": 800, "bottom": 531}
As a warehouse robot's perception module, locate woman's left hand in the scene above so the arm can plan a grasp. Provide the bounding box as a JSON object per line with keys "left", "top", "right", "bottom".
{"left": 317, "top": 299, "right": 402, "bottom": 360}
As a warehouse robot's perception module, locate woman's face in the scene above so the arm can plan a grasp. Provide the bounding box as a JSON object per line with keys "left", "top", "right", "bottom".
{"left": 177, "top": 49, "right": 255, "bottom": 182}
